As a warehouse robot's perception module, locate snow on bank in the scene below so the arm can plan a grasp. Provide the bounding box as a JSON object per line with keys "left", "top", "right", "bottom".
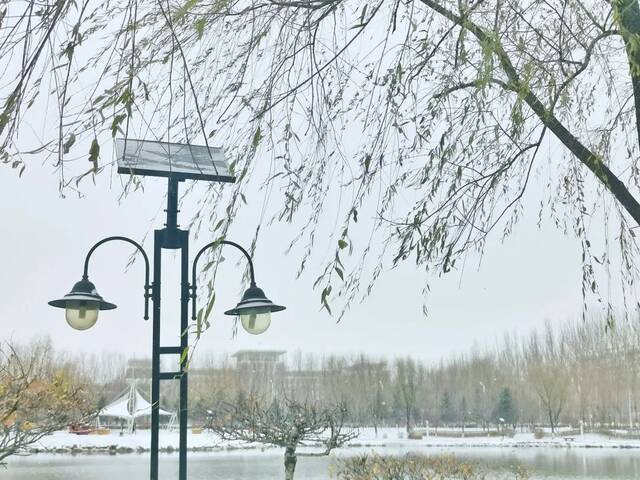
{"left": 354, "top": 427, "right": 640, "bottom": 449}
{"left": 31, "top": 431, "right": 256, "bottom": 454}
{"left": 29, "top": 427, "right": 640, "bottom": 455}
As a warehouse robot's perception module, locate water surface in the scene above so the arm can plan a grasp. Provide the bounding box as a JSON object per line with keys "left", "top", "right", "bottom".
{"left": 1, "top": 447, "right": 639, "bottom": 479}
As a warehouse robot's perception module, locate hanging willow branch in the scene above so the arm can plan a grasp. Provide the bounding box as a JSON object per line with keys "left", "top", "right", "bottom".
{"left": 2, "top": 0, "right": 640, "bottom": 325}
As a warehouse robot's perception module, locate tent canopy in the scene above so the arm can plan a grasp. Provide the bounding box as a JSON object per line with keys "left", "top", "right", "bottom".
{"left": 99, "top": 387, "right": 172, "bottom": 420}
{"left": 132, "top": 390, "right": 172, "bottom": 418}
{"left": 99, "top": 393, "right": 131, "bottom": 420}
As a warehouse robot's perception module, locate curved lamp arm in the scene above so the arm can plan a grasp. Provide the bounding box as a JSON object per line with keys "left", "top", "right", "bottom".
{"left": 83, "top": 236, "right": 152, "bottom": 320}
{"left": 190, "top": 240, "right": 255, "bottom": 321}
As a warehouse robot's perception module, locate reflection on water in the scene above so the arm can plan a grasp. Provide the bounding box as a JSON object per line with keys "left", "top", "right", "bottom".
{"left": 1, "top": 447, "right": 639, "bottom": 479}
{"left": 434, "top": 447, "right": 640, "bottom": 479}
{"left": 0, "top": 451, "right": 330, "bottom": 480}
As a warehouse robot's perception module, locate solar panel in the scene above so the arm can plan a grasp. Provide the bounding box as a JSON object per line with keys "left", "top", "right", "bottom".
{"left": 115, "top": 138, "right": 235, "bottom": 183}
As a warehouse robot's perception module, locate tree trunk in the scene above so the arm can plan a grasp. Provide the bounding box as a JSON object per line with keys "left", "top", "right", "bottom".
{"left": 405, "top": 404, "right": 411, "bottom": 433}
{"left": 284, "top": 446, "right": 297, "bottom": 480}
{"left": 615, "top": 0, "right": 640, "bottom": 152}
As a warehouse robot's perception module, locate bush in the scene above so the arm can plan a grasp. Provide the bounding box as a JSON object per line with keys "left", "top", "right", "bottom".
{"left": 0, "top": 339, "right": 92, "bottom": 464}
{"left": 338, "top": 454, "right": 529, "bottom": 480}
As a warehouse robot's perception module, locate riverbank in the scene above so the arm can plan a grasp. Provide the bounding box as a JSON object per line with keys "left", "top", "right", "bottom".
{"left": 27, "top": 427, "right": 640, "bottom": 455}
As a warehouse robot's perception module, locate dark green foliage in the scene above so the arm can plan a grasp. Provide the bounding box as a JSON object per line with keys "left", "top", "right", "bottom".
{"left": 439, "top": 391, "right": 456, "bottom": 425}
{"left": 494, "top": 387, "right": 518, "bottom": 427}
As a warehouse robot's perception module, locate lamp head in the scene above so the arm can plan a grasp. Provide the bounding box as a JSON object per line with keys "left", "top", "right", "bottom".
{"left": 48, "top": 277, "right": 117, "bottom": 330}
{"left": 224, "top": 284, "right": 285, "bottom": 335}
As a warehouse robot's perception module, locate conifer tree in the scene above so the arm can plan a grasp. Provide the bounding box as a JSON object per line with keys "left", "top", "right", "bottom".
{"left": 439, "top": 391, "right": 455, "bottom": 426}
{"left": 494, "top": 388, "right": 518, "bottom": 428}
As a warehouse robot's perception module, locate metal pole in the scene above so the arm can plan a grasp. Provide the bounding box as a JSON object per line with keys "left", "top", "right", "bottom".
{"left": 179, "top": 229, "right": 189, "bottom": 480}
{"left": 166, "top": 178, "right": 179, "bottom": 232}
{"left": 150, "top": 178, "right": 189, "bottom": 480}
{"left": 150, "top": 229, "right": 162, "bottom": 480}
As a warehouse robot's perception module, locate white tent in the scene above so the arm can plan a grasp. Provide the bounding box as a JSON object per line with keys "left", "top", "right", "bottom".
{"left": 132, "top": 389, "right": 172, "bottom": 418}
{"left": 98, "top": 385, "right": 173, "bottom": 425}
{"left": 99, "top": 392, "right": 132, "bottom": 420}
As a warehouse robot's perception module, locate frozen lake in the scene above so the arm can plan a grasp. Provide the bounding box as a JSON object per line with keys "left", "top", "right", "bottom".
{"left": 1, "top": 446, "right": 640, "bottom": 479}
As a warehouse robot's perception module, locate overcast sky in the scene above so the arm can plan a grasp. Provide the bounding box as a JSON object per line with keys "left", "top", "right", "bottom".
{"left": 0, "top": 152, "right": 594, "bottom": 365}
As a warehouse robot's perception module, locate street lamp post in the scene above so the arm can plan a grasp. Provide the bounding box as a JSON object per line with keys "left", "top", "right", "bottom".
{"left": 47, "top": 140, "right": 285, "bottom": 480}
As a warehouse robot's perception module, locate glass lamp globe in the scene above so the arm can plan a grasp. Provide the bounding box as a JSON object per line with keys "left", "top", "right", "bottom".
{"left": 240, "top": 307, "right": 272, "bottom": 335}
{"left": 224, "top": 284, "right": 285, "bottom": 336}
{"left": 65, "top": 300, "right": 100, "bottom": 330}
{"left": 49, "top": 277, "right": 116, "bottom": 330}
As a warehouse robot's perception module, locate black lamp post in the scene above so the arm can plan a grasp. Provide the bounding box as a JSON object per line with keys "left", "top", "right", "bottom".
{"left": 47, "top": 139, "right": 286, "bottom": 480}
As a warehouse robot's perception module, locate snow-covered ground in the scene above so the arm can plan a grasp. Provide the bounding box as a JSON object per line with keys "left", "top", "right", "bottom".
{"left": 354, "top": 427, "right": 640, "bottom": 449}
{"left": 30, "top": 427, "right": 640, "bottom": 454}
{"left": 31, "top": 430, "right": 256, "bottom": 453}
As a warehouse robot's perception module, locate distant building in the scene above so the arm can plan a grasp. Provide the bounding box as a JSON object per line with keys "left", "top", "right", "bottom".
{"left": 233, "top": 350, "right": 285, "bottom": 399}
{"left": 125, "top": 358, "right": 152, "bottom": 381}
{"left": 232, "top": 349, "right": 286, "bottom": 367}
{"left": 121, "top": 350, "right": 385, "bottom": 411}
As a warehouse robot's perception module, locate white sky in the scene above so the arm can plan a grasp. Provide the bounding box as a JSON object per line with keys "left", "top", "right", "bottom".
{"left": 0, "top": 0, "right": 627, "bottom": 366}
{"left": 0, "top": 155, "right": 591, "bottom": 365}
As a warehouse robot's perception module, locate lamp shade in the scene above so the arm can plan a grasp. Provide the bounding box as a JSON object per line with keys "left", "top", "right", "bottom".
{"left": 49, "top": 278, "right": 116, "bottom": 330}
{"left": 224, "top": 285, "right": 285, "bottom": 335}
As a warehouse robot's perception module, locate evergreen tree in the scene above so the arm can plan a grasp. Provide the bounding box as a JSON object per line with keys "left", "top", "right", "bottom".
{"left": 494, "top": 388, "right": 518, "bottom": 428}
{"left": 439, "top": 391, "right": 455, "bottom": 426}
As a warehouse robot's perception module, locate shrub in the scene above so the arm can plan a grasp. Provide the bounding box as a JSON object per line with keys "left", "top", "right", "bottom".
{"left": 338, "top": 454, "right": 529, "bottom": 480}
{"left": 0, "top": 340, "right": 92, "bottom": 464}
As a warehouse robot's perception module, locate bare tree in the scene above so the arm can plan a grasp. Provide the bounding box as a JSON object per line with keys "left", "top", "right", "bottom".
{"left": 528, "top": 361, "right": 569, "bottom": 435}
{"left": 394, "top": 358, "right": 419, "bottom": 433}
{"left": 0, "top": 340, "right": 91, "bottom": 464}
{"left": 208, "top": 397, "right": 356, "bottom": 480}
{"left": 371, "top": 376, "right": 387, "bottom": 436}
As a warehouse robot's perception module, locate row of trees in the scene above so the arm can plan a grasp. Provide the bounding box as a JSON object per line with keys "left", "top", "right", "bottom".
{"left": 8, "top": 314, "right": 640, "bottom": 444}
{"left": 184, "top": 317, "right": 640, "bottom": 434}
